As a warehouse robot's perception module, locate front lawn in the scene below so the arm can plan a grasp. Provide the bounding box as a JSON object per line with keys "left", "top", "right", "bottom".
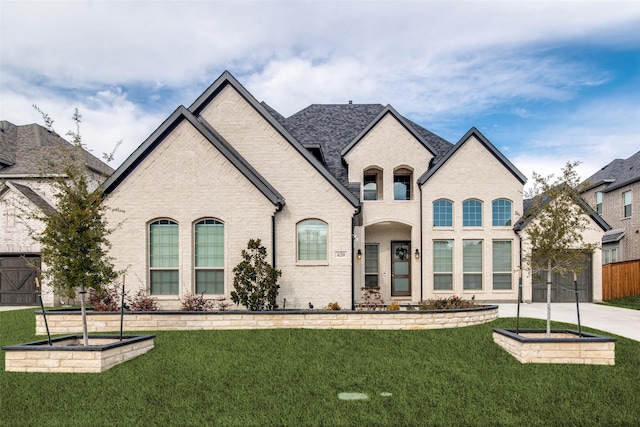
{"left": 1, "top": 308, "right": 639, "bottom": 427}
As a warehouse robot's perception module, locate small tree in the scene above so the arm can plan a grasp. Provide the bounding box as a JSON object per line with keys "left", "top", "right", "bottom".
{"left": 29, "top": 108, "right": 119, "bottom": 345}
{"left": 231, "top": 239, "right": 281, "bottom": 311}
{"left": 522, "top": 161, "right": 599, "bottom": 336}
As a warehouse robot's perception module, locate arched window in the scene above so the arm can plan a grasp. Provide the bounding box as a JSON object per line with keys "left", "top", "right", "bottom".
{"left": 393, "top": 167, "right": 413, "bottom": 201}
{"left": 433, "top": 199, "right": 453, "bottom": 227}
{"left": 463, "top": 199, "right": 482, "bottom": 227}
{"left": 492, "top": 199, "right": 512, "bottom": 226}
{"left": 363, "top": 167, "right": 383, "bottom": 201}
{"left": 149, "top": 219, "right": 179, "bottom": 295}
{"left": 297, "top": 219, "right": 327, "bottom": 261}
{"left": 194, "top": 219, "right": 224, "bottom": 294}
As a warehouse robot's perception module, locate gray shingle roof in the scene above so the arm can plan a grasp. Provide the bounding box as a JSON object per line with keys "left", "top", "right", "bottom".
{"left": 6, "top": 181, "right": 58, "bottom": 215}
{"left": 584, "top": 150, "right": 640, "bottom": 192}
{"left": 282, "top": 104, "right": 453, "bottom": 190}
{"left": 0, "top": 120, "right": 114, "bottom": 177}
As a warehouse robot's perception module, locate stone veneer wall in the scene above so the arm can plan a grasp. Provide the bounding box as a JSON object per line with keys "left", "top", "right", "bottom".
{"left": 35, "top": 306, "right": 498, "bottom": 335}
{"left": 4, "top": 335, "right": 155, "bottom": 373}
{"left": 493, "top": 329, "right": 615, "bottom": 365}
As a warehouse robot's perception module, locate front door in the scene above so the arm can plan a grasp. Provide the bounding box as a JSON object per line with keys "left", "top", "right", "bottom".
{"left": 391, "top": 241, "right": 411, "bottom": 296}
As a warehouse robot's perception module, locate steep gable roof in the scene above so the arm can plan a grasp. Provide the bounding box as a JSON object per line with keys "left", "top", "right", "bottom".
{"left": 583, "top": 150, "right": 640, "bottom": 193}
{"left": 189, "top": 71, "right": 360, "bottom": 208}
{"left": 4, "top": 181, "right": 58, "bottom": 215}
{"left": 418, "top": 127, "right": 527, "bottom": 186}
{"left": 0, "top": 120, "right": 113, "bottom": 177}
{"left": 102, "top": 106, "right": 285, "bottom": 209}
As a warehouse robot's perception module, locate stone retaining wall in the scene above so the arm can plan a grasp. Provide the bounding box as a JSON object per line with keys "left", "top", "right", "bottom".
{"left": 493, "top": 329, "right": 616, "bottom": 365}
{"left": 35, "top": 306, "right": 498, "bottom": 335}
{"left": 4, "top": 335, "right": 155, "bottom": 373}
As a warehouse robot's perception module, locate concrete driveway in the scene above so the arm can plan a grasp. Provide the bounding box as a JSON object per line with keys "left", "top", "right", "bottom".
{"left": 498, "top": 303, "right": 640, "bottom": 342}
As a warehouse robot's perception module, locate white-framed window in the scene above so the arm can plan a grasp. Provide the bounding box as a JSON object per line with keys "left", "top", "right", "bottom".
{"left": 463, "top": 199, "right": 482, "bottom": 227}
{"left": 492, "top": 199, "right": 512, "bottom": 226}
{"left": 433, "top": 240, "right": 453, "bottom": 290}
{"left": 149, "top": 219, "right": 179, "bottom": 295}
{"left": 623, "top": 191, "right": 632, "bottom": 218}
{"left": 595, "top": 192, "right": 603, "bottom": 215}
{"left": 463, "top": 239, "right": 482, "bottom": 290}
{"left": 194, "top": 219, "right": 224, "bottom": 294}
{"left": 393, "top": 167, "right": 413, "bottom": 201}
{"left": 492, "top": 240, "right": 512, "bottom": 290}
{"left": 364, "top": 243, "right": 379, "bottom": 288}
{"left": 433, "top": 199, "right": 453, "bottom": 227}
{"left": 297, "top": 219, "right": 327, "bottom": 261}
{"left": 363, "top": 168, "right": 383, "bottom": 201}
{"left": 604, "top": 248, "right": 618, "bottom": 264}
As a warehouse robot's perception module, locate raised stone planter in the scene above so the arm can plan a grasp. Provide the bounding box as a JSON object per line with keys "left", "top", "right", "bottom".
{"left": 35, "top": 305, "right": 498, "bottom": 334}
{"left": 3, "top": 334, "right": 155, "bottom": 373}
{"left": 493, "top": 329, "right": 616, "bottom": 365}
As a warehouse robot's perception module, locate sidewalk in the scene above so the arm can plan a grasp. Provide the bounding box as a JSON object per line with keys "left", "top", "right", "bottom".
{"left": 498, "top": 303, "right": 640, "bottom": 342}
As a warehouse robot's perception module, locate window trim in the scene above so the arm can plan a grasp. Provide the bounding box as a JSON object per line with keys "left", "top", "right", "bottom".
{"left": 296, "top": 219, "right": 329, "bottom": 265}
{"left": 393, "top": 167, "right": 413, "bottom": 201}
{"left": 149, "top": 218, "right": 179, "bottom": 295}
{"left": 492, "top": 240, "right": 513, "bottom": 290}
{"left": 194, "top": 218, "right": 225, "bottom": 295}
{"left": 433, "top": 199, "right": 453, "bottom": 227}
{"left": 623, "top": 191, "right": 632, "bottom": 218}
{"left": 363, "top": 167, "right": 383, "bottom": 201}
{"left": 463, "top": 199, "right": 483, "bottom": 227}
{"left": 364, "top": 243, "right": 379, "bottom": 289}
{"left": 433, "top": 239, "right": 453, "bottom": 291}
{"left": 492, "top": 199, "right": 512, "bottom": 227}
{"left": 595, "top": 192, "right": 603, "bottom": 215}
{"left": 463, "top": 239, "right": 483, "bottom": 290}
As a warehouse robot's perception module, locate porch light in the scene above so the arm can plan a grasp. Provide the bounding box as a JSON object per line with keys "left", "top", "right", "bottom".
{"left": 357, "top": 249, "right": 363, "bottom": 260}
{"left": 414, "top": 249, "right": 420, "bottom": 259}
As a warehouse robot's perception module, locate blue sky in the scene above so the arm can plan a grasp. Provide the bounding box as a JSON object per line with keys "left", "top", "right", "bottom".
{"left": 1, "top": 0, "right": 639, "bottom": 186}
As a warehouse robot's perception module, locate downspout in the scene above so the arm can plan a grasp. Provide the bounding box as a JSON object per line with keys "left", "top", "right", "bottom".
{"left": 419, "top": 184, "right": 424, "bottom": 302}
{"left": 272, "top": 202, "right": 284, "bottom": 268}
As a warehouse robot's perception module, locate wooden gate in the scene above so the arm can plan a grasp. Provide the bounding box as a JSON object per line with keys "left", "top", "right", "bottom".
{"left": 532, "top": 252, "right": 593, "bottom": 303}
{"left": 0, "top": 255, "right": 40, "bottom": 306}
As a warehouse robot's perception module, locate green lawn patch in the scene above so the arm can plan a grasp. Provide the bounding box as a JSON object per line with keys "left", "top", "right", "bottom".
{"left": 2, "top": 308, "right": 639, "bottom": 426}
{"left": 599, "top": 295, "right": 640, "bottom": 310}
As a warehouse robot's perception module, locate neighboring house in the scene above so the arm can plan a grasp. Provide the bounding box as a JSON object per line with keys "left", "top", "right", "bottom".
{"left": 102, "top": 71, "right": 608, "bottom": 310}
{"left": 0, "top": 120, "right": 113, "bottom": 306}
{"left": 582, "top": 151, "right": 640, "bottom": 264}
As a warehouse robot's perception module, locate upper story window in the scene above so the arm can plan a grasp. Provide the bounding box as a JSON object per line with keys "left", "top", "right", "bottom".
{"left": 149, "top": 219, "right": 179, "bottom": 295}
{"left": 194, "top": 219, "right": 224, "bottom": 294}
{"left": 463, "top": 199, "right": 482, "bottom": 227}
{"left": 363, "top": 168, "right": 383, "bottom": 201}
{"left": 595, "top": 192, "right": 603, "bottom": 215}
{"left": 433, "top": 199, "right": 453, "bottom": 227}
{"left": 393, "top": 167, "right": 412, "bottom": 201}
{"left": 623, "top": 191, "right": 632, "bottom": 218}
{"left": 492, "top": 199, "right": 512, "bottom": 226}
{"left": 297, "top": 219, "right": 327, "bottom": 261}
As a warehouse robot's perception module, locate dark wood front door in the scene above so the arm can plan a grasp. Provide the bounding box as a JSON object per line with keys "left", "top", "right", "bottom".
{"left": 391, "top": 241, "right": 411, "bottom": 296}
{"left": 0, "top": 255, "right": 40, "bottom": 306}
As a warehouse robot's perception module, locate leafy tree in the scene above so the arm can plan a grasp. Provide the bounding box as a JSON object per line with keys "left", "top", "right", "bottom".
{"left": 28, "top": 108, "right": 119, "bottom": 344}
{"left": 231, "top": 239, "right": 281, "bottom": 311}
{"left": 521, "top": 161, "right": 599, "bottom": 336}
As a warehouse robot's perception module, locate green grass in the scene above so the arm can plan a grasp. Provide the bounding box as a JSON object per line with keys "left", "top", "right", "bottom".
{"left": 1, "top": 309, "right": 639, "bottom": 427}
{"left": 599, "top": 295, "right": 640, "bottom": 310}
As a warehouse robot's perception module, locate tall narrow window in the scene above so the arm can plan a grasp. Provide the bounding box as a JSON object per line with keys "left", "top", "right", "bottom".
{"left": 364, "top": 244, "right": 379, "bottom": 288}
{"left": 363, "top": 168, "right": 382, "bottom": 201}
{"left": 623, "top": 191, "right": 632, "bottom": 217}
{"left": 595, "top": 192, "right": 603, "bottom": 215}
{"left": 492, "top": 199, "right": 512, "bottom": 226}
{"left": 463, "top": 239, "right": 482, "bottom": 290}
{"left": 149, "top": 220, "right": 179, "bottom": 295}
{"left": 393, "top": 168, "right": 412, "bottom": 200}
{"left": 195, "top": 219, "right": 224, "bottom": 294}
{"left": 297, "top": 219, "right": 327, "bottom": 261}
{"left": 492, "top": 240, "right": 512, "bottom": 290}
{"left": 433, "top": 199, "right": 453, "bottom": 227}
{"left": 433, "top": 240, "right": 453, "bottom": 290}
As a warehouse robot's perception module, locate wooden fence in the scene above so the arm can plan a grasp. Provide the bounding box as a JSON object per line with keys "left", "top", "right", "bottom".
{"left": 602, "top": 259, "right": 640, "bottom": 301}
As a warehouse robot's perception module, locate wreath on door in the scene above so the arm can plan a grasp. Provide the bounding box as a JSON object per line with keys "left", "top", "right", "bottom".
{"left": 395, "top": 246, "right": 408, "bottom": 260}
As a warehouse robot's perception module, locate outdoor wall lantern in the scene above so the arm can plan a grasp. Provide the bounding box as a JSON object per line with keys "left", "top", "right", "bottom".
{"left": 357, "top": 249, "right": 363, "bottom": 260}
{"left": 414, "top": 249, "right": 420, "bottom": 259}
